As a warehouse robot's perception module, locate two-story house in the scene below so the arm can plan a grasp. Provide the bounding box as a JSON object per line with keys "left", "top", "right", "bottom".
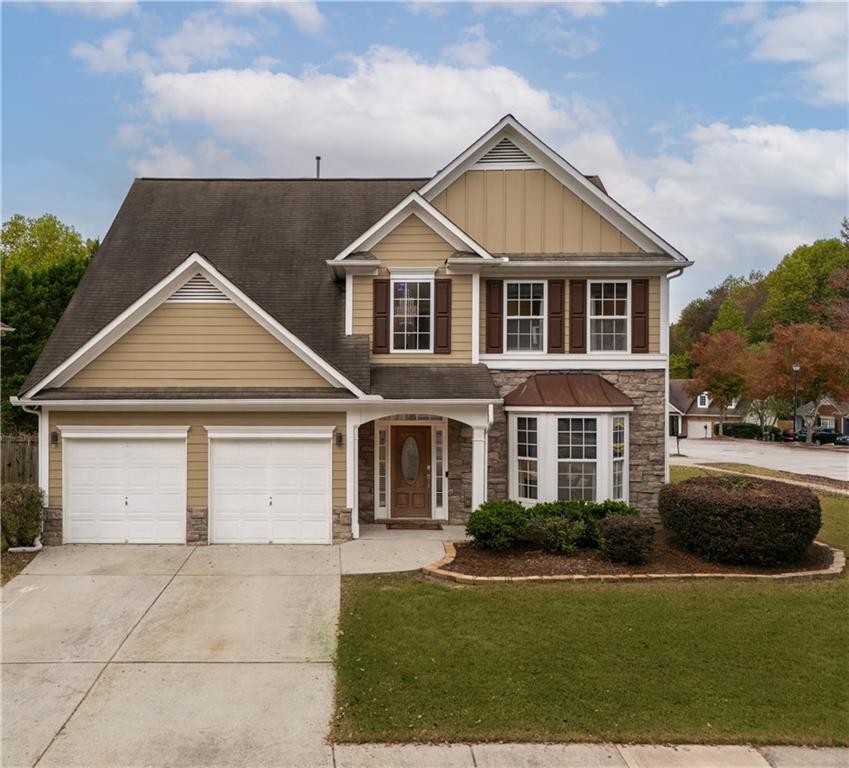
{"left": 13, "top": 116, "right": 691, "bottom": 546}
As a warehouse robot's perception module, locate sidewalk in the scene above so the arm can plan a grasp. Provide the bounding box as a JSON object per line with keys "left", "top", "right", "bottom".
{"left": 331, "top": 743, "right": 849, "bottom": 768}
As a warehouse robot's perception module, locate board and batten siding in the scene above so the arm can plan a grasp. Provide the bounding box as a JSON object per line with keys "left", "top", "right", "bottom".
{"left": 351, "top": 214, "right": 473, "bottom": 363}
{"left": 67, "top": 303, "right": 332, "bottom": 388}
{"left": 479, "top": 275, "right": 661, "bottom": 354}
{"left": 431, "top": 169, "right": 644, "bottom": 255}
{"left": 48, "top": 411, "right": 347, "bottom": 509}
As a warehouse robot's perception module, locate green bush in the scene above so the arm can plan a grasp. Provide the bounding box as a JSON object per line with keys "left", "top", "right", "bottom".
{"left": 599, "top": 516, "right": 656, "bottom": 564}
{"left": 466, "top": 500, "right": 529, "bottom": 550}
{"left": 528, "top": 499, "right": 636, "bottom": 547}
{"left": 1, "top": 483, "right": 43, "bottom": 548}
{"left": 659, "top": 476, "right": 821, "bottom": 566}
{"left": 525, "top": 515, "right": 585, "bottom": 554}
{"left": 714, "top": 423, "right": 782, "bottom": 441}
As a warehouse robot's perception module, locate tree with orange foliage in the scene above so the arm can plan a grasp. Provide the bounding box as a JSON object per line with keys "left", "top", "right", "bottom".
{"left": 686, "top": 330, "right": 748, "bottom": 436}
{"left": 758, "top": 323, "right": 849, "bottom": 443}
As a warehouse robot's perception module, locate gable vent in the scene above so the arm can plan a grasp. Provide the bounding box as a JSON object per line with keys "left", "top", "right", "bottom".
{"left": 476, "top": 137, "right": 534, "bottom": 165}
{"left": 166, "top": 274, "right": 231, "bottom": 303}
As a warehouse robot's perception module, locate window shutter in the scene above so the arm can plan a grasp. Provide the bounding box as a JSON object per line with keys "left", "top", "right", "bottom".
{"left": 569, "top": 280, "right": 586, "bottom": 353}
{"left": 485, "top": 280, "right": 503, "bottom": 353}
{"left": 373, "top": 279, "right": 390, "bottom": 354}
{"left": 547, "top": 280, "right": 565, "bottom": 353}
{"left": 434, "top": 279, "right": 452, "bottom": 354}
{"left": 632, "top": 279, "right": 649, "bottom": 353}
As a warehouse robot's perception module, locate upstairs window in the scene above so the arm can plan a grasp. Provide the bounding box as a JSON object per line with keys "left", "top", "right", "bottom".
{"left": 697, "top": 392, "right": 709, "bottom": 408}
{"left": 391, "top": 280, "right": 432, "bottom": 352}
{"left": 589, "top": 281, "right": 628, "bottom": 352}
{"left": 505, "top": 281, "right": 545, "bottom": 352}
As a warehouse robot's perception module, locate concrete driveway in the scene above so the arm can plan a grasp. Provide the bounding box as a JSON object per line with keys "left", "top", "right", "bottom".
{"left": 671, "top": 439, "right": 849, "bottom": 481}
{"left": 1, "top": 534, "right": 447, "bottom": 768}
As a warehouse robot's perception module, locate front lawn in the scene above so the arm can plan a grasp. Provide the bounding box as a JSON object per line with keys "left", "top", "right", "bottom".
{"left": 333, "top": 467, "right": 849, "bottom": 746}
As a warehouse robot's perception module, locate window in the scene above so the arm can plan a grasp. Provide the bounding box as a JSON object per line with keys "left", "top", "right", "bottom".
{"left": 697, "top": 392, "right": 709, "bottom": 408}
{"left": 377, "top": 428, "right": 387, "bottom": 510}
{"left": 668, "top": 414, "right": 681, "bottom": 437}
{"left": 516, "top": 416, "right": 538, "bottom": 500}
{"left": 612, "top": 417, "right": 626, "bottom": 500}
{"left": 820, "top": 416, "right": 835, "bottom": 430}
{"left": 391, "top": 280, "right": 432, "bottom": 352}
{"left": 505, "top": 281, "right": 545, "bottom": 352}
{"left": 557, "top": 417, "right": 597, "bottom": 501}
{"left": 435, "top": 428, "right": 445, "bottom": 508}
{"left": 589, "top": 282, "right": 628, "bottom": 352}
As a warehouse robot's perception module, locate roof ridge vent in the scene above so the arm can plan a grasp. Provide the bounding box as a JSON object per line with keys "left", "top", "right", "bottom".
{"left": 476, "top": 137, "right": 534, "bottom": 165}
{"left": 166, "top": 273, "right": 230, "bottom": 303}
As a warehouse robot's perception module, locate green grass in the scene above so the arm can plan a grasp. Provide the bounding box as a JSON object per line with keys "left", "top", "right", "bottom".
{"left": 333, "top": 466, "right": 849, "bottom": 745}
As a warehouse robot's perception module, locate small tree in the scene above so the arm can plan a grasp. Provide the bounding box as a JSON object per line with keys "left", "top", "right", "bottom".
{"left": 759, "top": 323, "right": 849, "bottom": 443}
{"left": 745, "top": 352, "right": 789, "bottom": 437}
{"left": 686, "top": 331, "right": 748, "bottom": 436}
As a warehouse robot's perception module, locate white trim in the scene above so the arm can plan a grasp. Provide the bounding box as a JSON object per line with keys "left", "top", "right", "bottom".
{"left": 494, "top": 259, "right": 688, "bottom": 269}
{"left": 505, "top": 405, "right": 634, "bottom": 413}
{"left": 471, "top": 272, "right": 480, "bottom": 364}
{"left": 345, "top": 272, "right": 353, "bottom": 336}
{"left": 697, "top": 393, "right": 710, "bottom": 408}
{"left": 503, "top": 279, "right": 547, "bottom": 354}
{"left": 57, "top": 425, "right": 189, "bottom": 439}
{"left": 38, "top": 407, "right": 50, "bottom": 499}
{"left": 16, "top": 397, "right": 501, "bottom": 410}
{"left": 419, "top": 115, "right": 688, "bottom": 262}
{"left": 332, "top": 192, "right": 493, "bottom": 262}
{"left": 587, "top": 279, "right": 631, "bottom": 354}
{"left": 204, "top": 426, "right": 335, "bottom": 440}
{"left": 389, "top": 277, "right": 435, "bottom": 354}
{"left": 388, "top": 267, "right": 437, "bottom": 278}
{"left": 23, "top": 253, "right": 367, "bottom": 399}
{"left": 660, "top": 275, "right": 670, "bottom": 356}
{"left": 479, "top": 354, "right": 666, "bottom": 371}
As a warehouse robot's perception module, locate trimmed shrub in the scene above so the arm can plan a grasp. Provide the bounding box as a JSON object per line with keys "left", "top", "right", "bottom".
{"left": 659, "top": 476, "right": 821, "bottom": 566}
{"left": 1, "top": 483, "right": 43, "bottom": 549}
{"left": 528, "top": 499, "right": 637, "bottom": 547}
{"left": 466, "top": 500, "right": 530, "bottom": 550}
{"left": 599, "top": 516, "right": 655, "bottom": 564}
{"left": 714, "top": 423, "right": 782, "bottom": 441}
{"left": 525, "top": 515, "right": 585, "bottom": 554}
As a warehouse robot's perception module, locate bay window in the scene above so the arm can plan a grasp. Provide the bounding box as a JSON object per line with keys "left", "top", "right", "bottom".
{"left": 505, "top": 281, "right": 545, "bottom": 352}
{"left": 589, "top": 281, "right": 628, "bottom": 352}
{"left": 509, "top": 412, "right": 628, "bottom": 503}
{"left": 391, "top": 279, "right": 432, "bottom": 352}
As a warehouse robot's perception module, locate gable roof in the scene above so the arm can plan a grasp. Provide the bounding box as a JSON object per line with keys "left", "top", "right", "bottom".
{"left": 669, "top": 379, "right": 742, "bottom": 417}
{"left": 22, "top": 178, "right": 424, "bottom": 395}
{"left": 420, "top": 115, "right": 690, "bottom": 263}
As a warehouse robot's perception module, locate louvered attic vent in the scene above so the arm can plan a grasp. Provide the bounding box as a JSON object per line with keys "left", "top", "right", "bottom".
{"left": 166, "top": 274, "right": 230, "bottom": 303}
{"left": 476, "top": 137, "right": 534, "bottom": 165}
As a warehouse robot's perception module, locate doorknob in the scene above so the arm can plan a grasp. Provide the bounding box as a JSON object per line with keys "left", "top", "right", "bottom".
{"left": 124, "top": 496, "right": 128, "bottom": 507}
{"left": 269, "top": 496, "right": 273, "bottom": 507}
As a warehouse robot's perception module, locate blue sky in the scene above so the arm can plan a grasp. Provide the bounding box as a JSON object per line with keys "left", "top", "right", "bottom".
{"left": 3, "top": 1, "right": 847, "bottom": 317}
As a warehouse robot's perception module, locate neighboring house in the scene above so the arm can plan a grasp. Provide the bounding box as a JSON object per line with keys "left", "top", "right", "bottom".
{"left": 668, "top": 379, "right": 742, "bottom": 439}
{"left": 798, "top": 398, "right": 849, "bottom": 434}
{"left": 12, "top": 116, "right": 691, "bottom": 546}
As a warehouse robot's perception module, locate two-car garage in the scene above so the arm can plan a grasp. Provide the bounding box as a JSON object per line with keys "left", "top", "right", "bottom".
{"left": 57, "top": 418, "right": 340, "bottom": 545}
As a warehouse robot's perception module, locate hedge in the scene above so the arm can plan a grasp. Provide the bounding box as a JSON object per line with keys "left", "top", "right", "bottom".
{"left": 1, "top": 483, "right": 43, "bottom": 549}
{"left": 714, "top": 423, "right": 782, "bottom": 440}
{"left": 659, "top": 476, "right": 821, "bottom": 566}
{"left": 599, "top": 516, "right": 656, "bottom": 564}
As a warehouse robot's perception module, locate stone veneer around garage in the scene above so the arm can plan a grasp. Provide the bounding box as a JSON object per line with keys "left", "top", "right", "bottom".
{"left": 487, "top": 369, "right": 666, "bottom": 519}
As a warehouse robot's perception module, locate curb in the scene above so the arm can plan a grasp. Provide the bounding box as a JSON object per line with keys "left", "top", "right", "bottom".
{"left": 424, "top": 541, "right": 846, "bottom": 584}
{"left": 688, "top": 464, "right": 849, "bottom": 497}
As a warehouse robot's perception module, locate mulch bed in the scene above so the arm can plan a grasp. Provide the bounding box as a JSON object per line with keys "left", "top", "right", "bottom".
{"left": 443, "top": 531, "right": 834, "bottom": 578}
{"left": 1, "top": 551, "right": 38, "bottom": 586}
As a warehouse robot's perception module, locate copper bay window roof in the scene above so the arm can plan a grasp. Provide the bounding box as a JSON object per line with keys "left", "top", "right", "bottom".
{"left": 503, "top": 373, "right": 633, "bottom": 408}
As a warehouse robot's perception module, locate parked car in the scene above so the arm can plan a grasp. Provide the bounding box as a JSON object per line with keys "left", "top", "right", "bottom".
{"left": 835, "top": 434, "right": 849, "bottom": 447}
{"left": 794, "top": 428, "right": 840, "bottom": 446}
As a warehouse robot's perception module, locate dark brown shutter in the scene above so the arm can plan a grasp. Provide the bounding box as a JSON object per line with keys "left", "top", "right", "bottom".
{"left": 547, "top": 279, "right": 565, "bottom": 353}
{"left": 568, "top": 280, "right": 586, "bottom": 353}
{"left": 632, "top": 279, "right": 649, "bottom": 353}
{"left": 485, "top": 279, "right": 504, "bottom": 353}
{"left": 434, "top": 279, "right": 452, "bottom": 354}
{"left": 373, "top": 279, "right": 390, "bottom": 354}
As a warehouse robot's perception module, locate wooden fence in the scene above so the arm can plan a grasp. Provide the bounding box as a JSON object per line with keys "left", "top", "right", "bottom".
{"left": 2, "top": 434, "right": 38, "bottom": 485}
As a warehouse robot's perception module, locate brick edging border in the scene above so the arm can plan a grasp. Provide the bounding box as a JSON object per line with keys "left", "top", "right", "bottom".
{"left": 423, "top": 541, "right": 846, "bottom": 584}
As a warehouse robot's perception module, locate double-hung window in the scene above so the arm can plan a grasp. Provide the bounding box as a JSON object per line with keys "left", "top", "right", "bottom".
{"left": 391, "top": 279, "right": 432, "bottom": 352}
{"left": 557, "top": 417, "right": 597, "bottom": 501}
{"left": 505, "top": 281, "right": 545, "bottom": 352}
{"left": 516, "top": 416, "right": 538, "bottom": 501}
{"left": 612, "top": 416, "right": 626, "bottom": 500}
{"left": 589, "top": 281, "right": 628, "bottom": 352}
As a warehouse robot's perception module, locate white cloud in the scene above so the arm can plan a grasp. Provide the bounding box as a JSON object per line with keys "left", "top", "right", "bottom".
{"left": 474, "top": 1, "right": 604, "bottom": 18}
{"left": 727, "top": 2, "right": 848, "bottom": 105}
{"left": 406, "top": 2, "right": 448, "bottom": 18}
{"left": 442, "top": 24, "right": 495, "bottom": 67}
{"left": 47, "top": 1, "right": 139, "bottom": 19}
{"left": 153, "top": 15, "right": 255, "bottom": 72}
{"left": 70, "top": 28, "right": 136, "bottom": 73}
{"left": 279, "top": 2, "right": 326, "bottom": 36}
{"left": 527, "top": 11, "right": 600, "bottom": 58}
{"left": 563, "top": 2, "right": 605, "bottom": 19}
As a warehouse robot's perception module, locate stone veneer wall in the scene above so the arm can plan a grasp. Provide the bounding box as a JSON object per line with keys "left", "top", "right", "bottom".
{"left": 42, "top": 507, "right": 63, "bottom": 546}
{"left": 187, "top": 507, "right": 208, "bottom": 545}
{"left": 487, "top": 370, "right": 666, "bottom": 518}
{"left": 358, "top": 421, "right": 375, "bottom": 523}
{"left": 447, "top": 419, "right": 473, "bottom": 523}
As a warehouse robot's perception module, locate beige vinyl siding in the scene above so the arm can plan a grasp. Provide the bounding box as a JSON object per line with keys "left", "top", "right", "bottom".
{"left": 432, "top": 169, "right": 644, "bottom": 254}
{"left": 48, "top": 411, "right": 346, "bottom": 509}
{"left": 67, "top": 303, "right": 332, "bottom": 388}
{"left": 352, "top": 214, "right": 473, "bottom": 363}
{"left": 479, "top": 275, "right": 661, "bottom": 354}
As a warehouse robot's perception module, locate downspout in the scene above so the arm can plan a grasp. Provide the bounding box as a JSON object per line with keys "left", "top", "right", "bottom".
{"left": 663, "top": 267, "right": 685, "bottom": 484}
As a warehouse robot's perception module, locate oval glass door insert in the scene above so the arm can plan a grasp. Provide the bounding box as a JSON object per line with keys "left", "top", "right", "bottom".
{"left": 401, "top": 436, "right": 420, "bottom": 484}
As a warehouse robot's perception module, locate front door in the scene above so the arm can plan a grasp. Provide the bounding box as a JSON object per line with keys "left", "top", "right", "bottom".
{"left": 391, "top": 425, "right": 431, "bottom": 518}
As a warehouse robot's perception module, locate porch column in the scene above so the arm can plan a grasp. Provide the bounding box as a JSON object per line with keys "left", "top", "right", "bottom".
{"left": 346, "top": 412, "right": 361, "bottom": 539}
{"left": 471, "top": 425, "right": 487, "bottom": 511}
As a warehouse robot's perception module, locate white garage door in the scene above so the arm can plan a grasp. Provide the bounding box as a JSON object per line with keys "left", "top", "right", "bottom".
{"left": 688, "top": 420, "right": 713, "bottom": 439}
{"left": 209, "top": 428, "right": 333, "bottom": 544}
{"left": 63, "top": 428, "right": 188, "bottom": 544}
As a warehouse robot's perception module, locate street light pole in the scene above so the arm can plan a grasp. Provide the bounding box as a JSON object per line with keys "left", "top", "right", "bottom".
{"left": 792, "top": 362, "right": 800, "bottom": 434}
